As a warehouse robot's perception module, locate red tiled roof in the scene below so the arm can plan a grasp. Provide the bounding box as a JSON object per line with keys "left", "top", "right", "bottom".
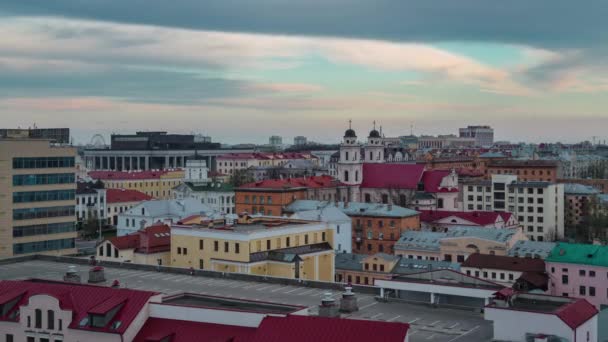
{"left": 89, "top": 170, "right": 180, "bottom": 180}
{"left": 462, "top": 253, "right": 546, "bottom": 272}
{"left": 418, "top": 210, "right": 511, "bottom": 226}
{"left": 108, "top": 234, "right": 140, "bottom": 250}
{"left": 0, "top": 280, "right": 158, "bottom": 335}
{"left": 106, "top": 188, "right": 152, "bottom": 204}
{"left": 518, "top": 271, "right": 548, "bottom": 289}
{"left": 421, "top": 170, "right": 458, "bottom": 193}
{"left": 360, "top": 163, "right": 425, "bottom": 189}
{"left": 555, "top": 299, "right": 598, "bottom": 329}
{"left": 251, "top": 315, "right": 409, "bottom": 342}
{"left": 133, "top": 318, "right": 257, "bottom": 342}
{"left": 239, "top": 175, "right": 344, "bottom": 190}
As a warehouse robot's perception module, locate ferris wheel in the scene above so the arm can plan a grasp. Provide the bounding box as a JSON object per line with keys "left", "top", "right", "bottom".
{"left": 89, "top": 134, "right": 106, "bottom": 147}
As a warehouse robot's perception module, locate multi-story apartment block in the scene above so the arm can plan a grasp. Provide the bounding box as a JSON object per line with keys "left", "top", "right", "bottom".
{"left": 75, "top": 181, "right": 106, "bottom": 227}
{"left": 0, "top": 139, "right": 77, "bottom": 258}
{"left": 546, "top": 242, "right": 608, "bottom": 309}
{"left": 461, "top": 253, "right": 547, "bottom": 291}
{"left": 458, "top": 125, "right": 494, "bottom": 146}
{"left": 89, "top": 169, "right": 184, "bottom": 199}
{"left": 462, "top": 175, "right": 564, "bottom": 241}
{"left": 171, "top": 216, "right": 335, "bottom": 282}
{"left": 563, "top": 183, "right": 600, "bottom": 234}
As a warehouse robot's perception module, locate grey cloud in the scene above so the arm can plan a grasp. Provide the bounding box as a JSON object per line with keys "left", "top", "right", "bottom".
{"left": 1, "top": 0, "right": 607, "bottom": 49}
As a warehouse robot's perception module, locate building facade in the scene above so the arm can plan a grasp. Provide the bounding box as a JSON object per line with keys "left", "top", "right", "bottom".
{"left": 0, "top": 139, "right": 77, "bottom": 258}
{"left": 89, "top": 169, "right": 184, "bottom": 199}
{"left": 76, "top": 181, "right": 107, "bottom": 228}
{"left": 485, "top": 159, "right": 559, "bottom": 182}
{"left": 462, "top": 175, "right": 565, "bottom": 241}
{"left": 458, "top": 125, "right": 494, "bottom": 147}
{"left": 106, "top": 188, "right": 153, "bottom": 226}
{"left": 97, "top": 223, "right": 171, "bottom": 266}
{"left": 171, "top": 216, "right": 335, "bottom": 282}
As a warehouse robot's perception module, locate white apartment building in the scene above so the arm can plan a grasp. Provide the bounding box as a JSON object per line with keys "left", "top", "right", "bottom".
{"left": 75, "top": 182, "right": 107, "bottom": 225}
{"left": 462, "top": 174, "right": 564, "bottom": 242}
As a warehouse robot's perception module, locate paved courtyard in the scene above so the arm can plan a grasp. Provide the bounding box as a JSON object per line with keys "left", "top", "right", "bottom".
{"left": 0, "top": 260, "right": 493, "bottom": 342}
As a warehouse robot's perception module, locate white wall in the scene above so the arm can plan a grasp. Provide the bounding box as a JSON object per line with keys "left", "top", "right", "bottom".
{"left": 150, "top": 303, "right": 266, "bottom": 328}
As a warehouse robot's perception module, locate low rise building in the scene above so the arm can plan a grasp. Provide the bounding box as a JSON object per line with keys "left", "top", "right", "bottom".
{"left": 173, "top": 182, "right": 235, "bottom": 214}
{"left": 417, "top": 135, "right": 476, "bottom": 149}
{"left": 461, "top": 253, "right": 547, "bottom": 291}
{"left": 217, "top": 152, "right": 318, "bottom": 175}
{"left": 235, "top": 176, "right": 349, "bottom": 216}
{"left": 507, "top": 240, "right": 557, "bottom": 259}
{"left": 546, "top": 242, "right": 608, "bottom": 309}
{"left": 485, "top": 292, "right": 598, "bottom": 342}
{"left": 75, "top": 181, "right": 107, "bottom": 227}
{"left": 395, "top": 226, "right": 527, "bottom": 262}
{"left": 171, "top": 216, "right": 335, "bottom": 282}
{"left": 335, "top": 252, "right": 459, "bottom": 286}
{"left": 462, "top": 174, "right": 565, "bottom": 241}
{"left": 485, "top": 159, "right": 559, "bottom": 182}
{"left": 106, "top": 188, "right": 152, "bottom": 226}
{"left": 117, "top": 198, "right": 218, "bottom": 236}
{"left": 89, "top": 169, "right": 184, "bottom": 199}
{"left": 97, "top": 223, "right": 171, "bottom": 266}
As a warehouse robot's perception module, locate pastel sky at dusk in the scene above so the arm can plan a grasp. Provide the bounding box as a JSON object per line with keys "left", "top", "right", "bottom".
{"left": 1, "top": 1, "right": 607, "bottom": 145}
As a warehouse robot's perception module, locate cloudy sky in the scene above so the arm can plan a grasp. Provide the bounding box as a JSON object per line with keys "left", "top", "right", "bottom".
{"left": 1, "top": 1, "right": 607, "bottom": 144}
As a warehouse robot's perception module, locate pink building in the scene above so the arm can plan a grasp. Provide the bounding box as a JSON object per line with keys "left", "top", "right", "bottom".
{"left": 546, "top": 242, "right": 608, "bottom": 309}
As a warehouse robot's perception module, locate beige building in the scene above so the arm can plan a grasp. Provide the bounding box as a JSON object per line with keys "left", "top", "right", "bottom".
{"left": 171, "top": 216, "right": 335, "bottom": 282}
{"left": 0, "top": 139, "right": 77, "bottom": 258}
{"left": 96, "top": 223, "right": 171, "bottom": 266}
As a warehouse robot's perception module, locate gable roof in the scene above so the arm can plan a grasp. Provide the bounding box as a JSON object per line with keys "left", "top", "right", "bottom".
{"left": 251, "top": 315, "right": 409, "bottom": 342}
{"left": 105, "top": 224, "right": 171, "bottom": 253}
{"left": 0, "top": 279, "right": 158, "bottom": 335}
{"left": 461, "top": 253, "right": 545, "bottom": 272}
{"left": 419, "top": 210, "right": 511, "bottom": 226}
{"left": 546, "top": 242, "right": 608, "bottom": 268}
{"left": 555, "top": 299, "right": 598, "bottom": 329}
{"left": 508, "top": 240, "right": 556, "bottom": 259}
{"left": 106, "top": 188, "right": 152, "bottom": 204}
{"left": 360, "top": 163, "right": 425, "bottom": 189}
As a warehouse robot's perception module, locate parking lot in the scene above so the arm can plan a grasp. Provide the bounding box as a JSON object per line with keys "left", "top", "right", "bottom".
{"left": 0, "top": 260, "right": 492, "bottom": 341}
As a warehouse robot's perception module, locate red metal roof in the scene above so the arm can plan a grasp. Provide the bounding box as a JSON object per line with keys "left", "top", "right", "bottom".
{"left": 106, "top": 224, "right": 170, "bottom": 253}
{"left": 555, "top": 299, "right": 598, "bottom": 329}
{"left": 420, "top": 170, "right": 458, "bottom": 193}
{"left": 360, "top": 164, "right": 425, "bottom": 189}
{"left": 0, "top": 280, "right": 158, "bottom": 335}
{"left": 133, "top": 318, "right": 257, "bottom": 342}
{"left": 419, "top": 210, "right": 512, "bottom": 226}
{"left": 106, "top": 188, "right": 153, "bottom": 204}
{"left": 462, "top": 253, "right": 546, "bottom": 272}
{"left": 89, "top": 170, "right": 180, "bottom": 180}
{"left": 239, "top": 175, "right": 344, "bottom": 190}
{"left": 251, "top": 315, "right": 409, "bottom": 342}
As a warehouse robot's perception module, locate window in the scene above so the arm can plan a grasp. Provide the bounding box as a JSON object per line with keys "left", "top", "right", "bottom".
{"left": 508, "top": 274, "right": 514, "bottom": 280}
{"left": 444, "top": 254, "right": 452, "bottom": 262}
{"left": 590, "top": 271, "right": 596, "bottom": 277}
{"left": 183, "top": 248, "right": 187, "bottom": 255}
{"left": 580, "top": 270, "right": 586, "bottom": 276}
{"left": 590, "top": 287, "right": 596, "bottom": 296}
{"left": 364, "top": 263, "right": 369, "bottom": 270}
{"left": 214, "top": 241, "right": 219, "bottom": 252}
{"left": 456, "top": 255, "right": 465, "bottom": 263}
{"left": 6, "top": 335, "right": 13, "bottom": 342}
{"left": 35, "top": 309, "right": 42, "bottom": 328}
{"left": 322, "top": 232, "right": 326, "bottom": 241}
{"left": 500, "top": 273, "right": 505, "bottom": 280}
{"left": 355, "top": 276, "right": 360, "bottom": 284}
{"left": 580, "top": 286, "right": 586, "bottom": 296}
{"left": 483, "top": 271, "right": 488, "bottom": 278}
{"left": 491, "top": 272, "right": 496, "bottom": 279}
{"left": 380, "top": 265, "right": 385, "bottom": 272}
{"left": 304, "top": 235, "right": 308, "bottom": 244}
{"left": 367, "top": 244, "right": 372, "bottom": 251}
{"left": 562, "top": 275, "right": 569, "bottom": 284}
{"left": 372, "top": 264, "right": 377, "bottom": 271}
{"left": 224, "top": 242, "right": 229, "bottom": 253}
{"left": 47, "top": 310, "right": 54, "bottom": 329}
{"left": 199, "top": 240, "right": 204, "bottom": 250}
{"left": 266, "top": 240, "right": 271, "bottom": 250}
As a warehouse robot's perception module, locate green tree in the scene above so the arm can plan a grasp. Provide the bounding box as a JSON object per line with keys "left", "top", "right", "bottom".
{"left": 229, "top": 169, "right": 255, "bottom": 187}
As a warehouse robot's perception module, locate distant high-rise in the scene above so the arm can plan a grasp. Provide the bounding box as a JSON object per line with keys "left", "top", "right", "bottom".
{"left": 294, "top": 136, "right": 307, "bottom": 146}
{"left": 269, "top": 135, "right": 283, "bottom": 146}
{"left": 459, "top": 125, "right": 494, "bottom": 147}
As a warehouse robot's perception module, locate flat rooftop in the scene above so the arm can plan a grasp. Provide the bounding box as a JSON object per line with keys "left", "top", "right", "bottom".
{"left": 508, "top": 296, "right": 567, "bottom": 313}
{"left": 163, "top": 293, "right": 304, "bottom": 314}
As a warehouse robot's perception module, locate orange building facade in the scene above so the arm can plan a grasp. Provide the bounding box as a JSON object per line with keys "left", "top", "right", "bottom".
{"left": 235, "top": 188, "right": 307, "bottom": 216}
{"left": 484, "top": 160, "right": 559, "bottom": 182}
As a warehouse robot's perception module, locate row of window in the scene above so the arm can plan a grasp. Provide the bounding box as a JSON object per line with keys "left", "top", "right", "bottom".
{"left": 12, "top": 173, "right": 75, "bottom": 186}
{"left": 355, "top": 219, "right": 397, "bottom": 228}
{"left": 364, "top": 263, "right": 385, "bottom": 272}
{"left": 489, "top": 169, "right": 552, "bottom": 176}
{"left": 354, "top": 242, "right": 390, "bottom": 253}
{"left": 13, "top": 190, "right": 75, "bottom": 203}
{"left": 250, "top": 207, "right": 273, "bottom": 216}
{"left": 465, "top": 269, "right": 515, "bottom": 281}
{"left": 13, "top": 238, "right": 75, "bottom": 255}
{"left": 12, "top": 157, "right": 75, "bottom": 169}
{"left": 13, "top": 222, "right": 76, "bottom": 237}
{"left": 77, "top": 195, "right": 104, "bottom": 205}
{"left": 467, "top": 185, "right": 544, "bottom": 195}
{"left": 358, "top": 231, "right": 396, "bottom": 240}
{"left": 13, "top": 206, "right": 76, "bottom": 220}
{"left": 243, "top": 195, "right": 273, "bottom": 205}
{"left": 183, "top": 233, "right": 329, "bottom": 256}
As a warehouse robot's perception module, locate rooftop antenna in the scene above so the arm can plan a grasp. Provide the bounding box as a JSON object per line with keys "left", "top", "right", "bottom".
{"left": 373, "top": 120, "right": 376, "bottom": 130}
{"left": 410, "top": 123, "right": 414, "bottom": 136}
{"left": 348, "top": 119, "right": 352, "bottom": 129}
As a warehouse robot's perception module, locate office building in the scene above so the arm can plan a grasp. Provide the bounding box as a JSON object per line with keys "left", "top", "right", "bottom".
{"left": 0, "top": 139, "right": 77, "bottom": 258}
{"left": 458, "top": 125, "right": 494, "bottom": 146}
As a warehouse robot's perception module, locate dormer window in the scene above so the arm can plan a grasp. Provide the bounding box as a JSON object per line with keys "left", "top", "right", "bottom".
{"left": 86, "top": 298, "right": 126, "bottom": 329}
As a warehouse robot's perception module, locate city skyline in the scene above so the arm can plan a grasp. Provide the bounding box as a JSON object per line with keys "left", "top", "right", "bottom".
{"left": 1, "top": 1, "right": 607, "bottom": 144}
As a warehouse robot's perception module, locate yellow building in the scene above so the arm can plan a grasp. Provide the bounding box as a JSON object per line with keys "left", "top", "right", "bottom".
{"left": 171, "top": 216, "right": 335, "bottom": 282}
{"left": 89, "top": 169, "right": 184, "bottom": 199}
{"left": 0, "top": 139, "right": 77, "bottom": 258}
